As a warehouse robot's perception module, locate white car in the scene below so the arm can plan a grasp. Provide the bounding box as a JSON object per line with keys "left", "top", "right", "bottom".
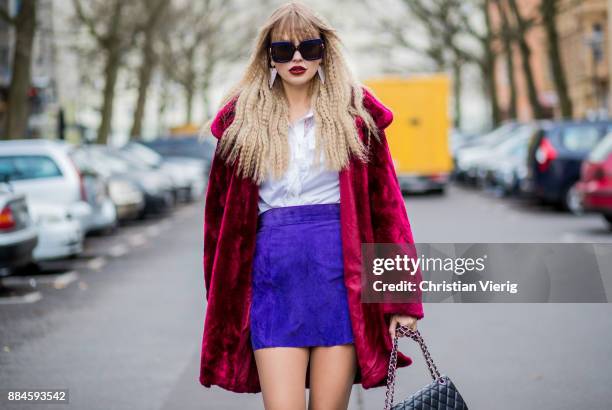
{"left": 28, "top": 202, "right": 83, "bottom": 261}
{"left": 121, "top": 142, "right": 206, "bottom": 202}
{"left": 0, "top": 139, "right": 117, "bottom": 234}
{"left": 472, "top": 124, "right": 537, "bottom": 187}
{"left": 71, "top": 146, "right": 145, "bottom": 221}
{"left": 455, "top": 122, "right": 520, "bottom": 181}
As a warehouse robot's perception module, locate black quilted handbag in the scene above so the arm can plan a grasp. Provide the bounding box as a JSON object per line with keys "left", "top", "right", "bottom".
{"left": 383, "top": 325, "right": 469, "bottom": 410}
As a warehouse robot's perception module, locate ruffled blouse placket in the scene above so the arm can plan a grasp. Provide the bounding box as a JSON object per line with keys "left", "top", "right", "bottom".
{"left": 284, "top": 110, "right": 315, "bottom": 201}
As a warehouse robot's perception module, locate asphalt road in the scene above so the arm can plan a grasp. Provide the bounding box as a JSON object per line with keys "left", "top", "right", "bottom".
{"left": 1, "top": 184, "right": 611, "bottom": 409}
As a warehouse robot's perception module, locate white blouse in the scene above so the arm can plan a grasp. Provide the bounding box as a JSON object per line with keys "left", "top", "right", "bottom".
{"left": 258, "top": 108, "right": 340, "bottom": 215}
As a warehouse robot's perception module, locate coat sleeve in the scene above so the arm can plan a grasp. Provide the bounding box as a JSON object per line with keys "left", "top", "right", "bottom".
{"left": 367, "top": 126, "right": 425, "bottom": 321}
{"left": 203, "top": 97, "right": 239, "bottom": 300}
{"left": 203, "top": 144, "right": 231, "bottom": 301}
{"left": 203, "top": 99, "right": 239, "bottom": 301}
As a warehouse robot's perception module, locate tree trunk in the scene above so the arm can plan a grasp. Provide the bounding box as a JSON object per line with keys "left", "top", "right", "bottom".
{"left": 130, "top": 41, "right": 155, "bottom": 139}
{"left": 541, "top": 0, "right": 572, "bottom": 118}
{"left": 95, "top": 1, "right": 124, "bottom": 144}
{"left": 496, "top": 0, "right": 517, "bottom": 119}
{"left": 97, "top": 48, "right": 121, "bottom": 144}
{"left": 484, "top": 0, "right": 501, "bottom": 126}
{"left": 200, "top": 45, "right": 215, "bottom": 120}
{"left": 157, "top": 81, "right": 169, "bottom": 135}
{"left": 452, "top": 58, "right": 462, "bottom": 129}
{"left": 130, "top": 0, "right": 167, "bottom": 139}
{"left": 185, "top": 82, "right": 194, "bottom": 125}
{"left": 4, "top": 0, "right": 36, "bottom": 140}
{"left": 507, "top": 0, "right": 545, "bottom": 119}
{"left": 183, "top": 47, "right": 196, "bottom": 125}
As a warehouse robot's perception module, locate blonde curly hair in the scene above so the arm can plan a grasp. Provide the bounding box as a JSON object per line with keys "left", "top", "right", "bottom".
{"left": 201, "top": 1, "right": 381, "bottom": 185}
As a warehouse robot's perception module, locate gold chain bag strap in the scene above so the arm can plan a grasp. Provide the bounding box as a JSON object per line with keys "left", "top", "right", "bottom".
{"left": 383, "top": 325, "right": 469, "bottom": 410}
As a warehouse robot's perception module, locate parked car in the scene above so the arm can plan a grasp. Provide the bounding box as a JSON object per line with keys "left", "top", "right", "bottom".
{"left": 0, "top": 139, "right": 116, "bottom": 234}
{"left": 491, "top": 139, "right": 531, "bottom": 197}
{"left": 576, "top": 131, "right": 612, "bottom": 228}
{"left": 450, "top": 128, "right": 482, "bottom": 157}
{"left": 0, "top": 184, "right": 38, "bottom": 276}
{"left": 454, "top": 121, "right": 521, "bottom": 184}
{"left": 139, "top": 135, "right": 216, "bottom": 169}
{"left": 120, "top": 142, "right": 206, "bottom": 202}
{"left": 81, "top": 145, "right": 174, "bottom": 217}
{"left": 525, "top": 120, "right": 612, "bottom": 212}
{"left": 29, "top": 202, "right": 84, "bottom": 261}
{"left": 72, "top": 145, "right": 145, "bottom": 221}
{"left": 472, "top": 123, "right": 539, "bottom": 189}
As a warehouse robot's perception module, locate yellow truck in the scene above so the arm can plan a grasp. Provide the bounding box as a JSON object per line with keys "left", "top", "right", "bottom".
{"left": 364, "top": 74, "right": 452, "bottom": 194}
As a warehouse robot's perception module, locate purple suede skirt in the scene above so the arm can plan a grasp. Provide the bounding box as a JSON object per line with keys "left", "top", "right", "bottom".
{"left": 249, "top": 203, "right": 355, "bottom": 350}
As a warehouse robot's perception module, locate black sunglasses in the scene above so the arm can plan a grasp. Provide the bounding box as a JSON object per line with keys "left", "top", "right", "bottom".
{"left": 269, "top": 38, "right": 325, "bottom": 63}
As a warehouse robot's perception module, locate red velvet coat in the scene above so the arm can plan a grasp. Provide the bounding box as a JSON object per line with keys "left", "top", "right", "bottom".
{"left": 199, "top": 87, "right": 424, "bottom": 393}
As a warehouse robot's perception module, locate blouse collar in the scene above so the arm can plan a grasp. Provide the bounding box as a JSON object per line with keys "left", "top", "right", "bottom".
{"left": 290, "top": 107, "right": 314, "bottom": 127}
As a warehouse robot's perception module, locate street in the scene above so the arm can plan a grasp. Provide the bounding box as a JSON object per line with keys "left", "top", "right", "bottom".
{"left": 1, "top": 185, "right": 611, "bottom": 409}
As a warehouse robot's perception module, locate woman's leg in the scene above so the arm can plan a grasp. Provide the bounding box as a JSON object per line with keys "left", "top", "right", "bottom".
{"left": 254, "top": 346, "right": 310, "bottom": 410}
{"left": 307, "top": 343, "right": 357, "bottom": 410}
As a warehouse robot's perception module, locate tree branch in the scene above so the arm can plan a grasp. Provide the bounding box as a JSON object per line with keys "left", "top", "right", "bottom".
{"left": 71, "top": 0, "right": 103, "bottom": 44}
{"left": 0, "top": 6, "right": 15, "bottom": 25}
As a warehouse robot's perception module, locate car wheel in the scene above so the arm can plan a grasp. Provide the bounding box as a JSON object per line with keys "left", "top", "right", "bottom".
{"left": 564, "top": 183, "right": 583, "bottom": 215}
{"left": 603, "top": 214, "right": 612, "bottom": 230}
{"left": 17, "top": 261, "right": 41, "bottom": 274}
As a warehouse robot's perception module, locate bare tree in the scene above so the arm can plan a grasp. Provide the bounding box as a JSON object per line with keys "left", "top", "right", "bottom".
{"left": 428, "top": 0, "right": 502, "bottom": 126}
{"left": 480, "top": 0, "right": 502, "bottom": 126}
{"left": 72, "top": 0, "right": 142, "bottom": 144}
{"left": 160, "top": 5, "right": 208, "bottom": 125}
{"left": 540, "top": 0, "right": 572, "bottom": 118}
{"left": 506, "top": 0, "right": 545, "bottom": 119}
{"left": 374, "top": 0, "right": 494, "bottom": 128}
{"left": 129, "top": 0, "right": 169, "bottom": 138}
{"left": 0, "top": 0, "right": 37, "bottom": 140}
{"left": 160, "top": 0, "right": 262, "bottom": 125}
{"left": 494, "top": 0, "right": 518, "bottom": 119}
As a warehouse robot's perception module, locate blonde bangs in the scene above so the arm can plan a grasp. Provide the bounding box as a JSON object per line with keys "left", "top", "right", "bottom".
{"left": 270, "top": 9, "right": 319, "bottom": 42}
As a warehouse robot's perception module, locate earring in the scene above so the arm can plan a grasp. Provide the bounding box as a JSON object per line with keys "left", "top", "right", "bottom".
{"left": 317, "top": 66, "right": 325, "bottom": 85}
{"left": 269, "top": 66, "right": 277, "bottom": 89}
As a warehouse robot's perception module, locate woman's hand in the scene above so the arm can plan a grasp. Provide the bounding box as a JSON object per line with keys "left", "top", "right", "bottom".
{"left": 388, "top": 314, "right": 418, "bottom": 339}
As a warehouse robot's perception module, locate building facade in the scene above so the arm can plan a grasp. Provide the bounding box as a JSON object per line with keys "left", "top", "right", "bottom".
{"left": 490, "top": 0, "right": 610, "bottom": 121}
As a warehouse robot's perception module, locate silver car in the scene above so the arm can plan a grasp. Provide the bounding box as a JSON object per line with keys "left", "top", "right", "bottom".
{"left": 0, "top": 139, "right": 117, "bottom": 234}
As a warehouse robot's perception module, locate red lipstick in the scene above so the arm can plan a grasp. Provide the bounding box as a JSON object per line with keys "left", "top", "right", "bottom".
{"left": 289, "top": 65, "right": 307, "bottom": 75}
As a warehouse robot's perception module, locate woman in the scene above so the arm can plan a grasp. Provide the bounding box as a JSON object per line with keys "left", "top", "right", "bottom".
{"left": 199, "top": 2, "right": 424, "bottom": 409}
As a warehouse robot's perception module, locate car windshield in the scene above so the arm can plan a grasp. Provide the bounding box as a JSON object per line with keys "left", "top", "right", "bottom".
{"left": 84, "top": 147, "right": 138, "bottom": 173}
{"left": 92, "top": 150, "right": 132, "bottom": 173}
{"left": 143, "top": 137, "right": 216, "bottom": 161}
{"left": 108, "top": 149, "right": 150, "bottom": 171}
{"left": 121, "top": 143, "right": 162, "bottom": 167}
{"left": 560, "top": 125, "right": 601, "bottom": 152}
{"left": 472, "top": 123, "right": 519, "bottom": 148}
{"left": 494, "top": 125, "right": 535, "bottom": 153}
{"left": 0, "top": 155, "right": 63, "bottom": 181}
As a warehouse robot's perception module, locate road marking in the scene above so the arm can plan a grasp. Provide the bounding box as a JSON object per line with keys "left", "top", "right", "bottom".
{"left": 87, "top": 256, "right": 107, "bottom": 271}
{"left": 0, "top": 290, "right": 42, "bottom": 304}
{"left": 52, "top": 271, "right": 80, "bottom": 289}
{"left": 146, "top": 224, "right": 162, "bottom": 237}
{"left": 108, "top": 244, "right": 128, "bottom": 257}
{"left": 0, "top": 270, "right": 79, "bottom": 289}
{"left": 127, "top": 233, "right": 147, "bottom": 247}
